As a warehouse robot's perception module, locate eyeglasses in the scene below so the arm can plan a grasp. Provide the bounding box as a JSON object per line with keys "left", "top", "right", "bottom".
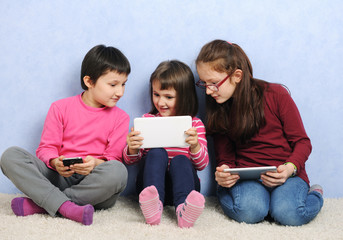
{"left": 196, "top": 74, "right": 230, "bottom": 92}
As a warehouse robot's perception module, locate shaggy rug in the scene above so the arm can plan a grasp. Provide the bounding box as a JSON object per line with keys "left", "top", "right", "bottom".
{"left": 0, "top": 193, "right": 342, "bottom": 240}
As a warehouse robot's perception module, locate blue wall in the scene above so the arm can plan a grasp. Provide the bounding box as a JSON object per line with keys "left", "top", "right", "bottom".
{"left": 1, "top": 0, "right": 342, "bottom": 198}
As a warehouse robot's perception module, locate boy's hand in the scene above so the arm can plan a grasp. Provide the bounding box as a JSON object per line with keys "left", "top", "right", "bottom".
{"left": 50, "top": 156, "right": 75, "bottom": 177}
{"left": 70, "top": 156, "right": 99, "bottom": 175}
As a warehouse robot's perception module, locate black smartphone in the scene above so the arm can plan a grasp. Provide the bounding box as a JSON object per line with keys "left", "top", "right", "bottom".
{"left": 63, "top": 157, "right": 83, "bottom": 166}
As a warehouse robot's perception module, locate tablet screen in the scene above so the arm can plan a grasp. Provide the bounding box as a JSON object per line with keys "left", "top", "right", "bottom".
{"left": 134, "top": 116, "right": 192, "bottom": 148}
{"left": 223, "top": 166, "right": 277, "bottom": 179}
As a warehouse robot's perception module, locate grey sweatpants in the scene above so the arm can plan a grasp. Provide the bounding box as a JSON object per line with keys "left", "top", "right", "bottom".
{"left": 0, "top": 146, "right": 128, "bottom": 216}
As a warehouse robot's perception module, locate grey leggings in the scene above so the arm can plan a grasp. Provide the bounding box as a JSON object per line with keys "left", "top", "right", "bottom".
{"left": 0, "top": 146, "right": 128, "bottom": 216}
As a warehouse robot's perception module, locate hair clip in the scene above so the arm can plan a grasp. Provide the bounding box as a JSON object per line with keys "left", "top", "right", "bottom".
{"left": 227, "top": 41, "right": 232, "bottom": 45}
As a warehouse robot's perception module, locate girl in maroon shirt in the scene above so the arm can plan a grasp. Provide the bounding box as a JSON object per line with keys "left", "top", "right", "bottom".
{"left": 195, "top": 39, "right": 323, "bottom": 226}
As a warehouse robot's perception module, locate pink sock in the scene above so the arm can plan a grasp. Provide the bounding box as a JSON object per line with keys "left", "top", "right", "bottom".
{"left": 11, "top": 197, "right": 47, "bottom": 216}
{"left": 139, "top": 185, "right": 163, "bottom": 225}
{"left": 58, "top": 201, "right": 94, "bottom": 225}
{"left": 176, "top": 190, "right": 205, "bottom": 228}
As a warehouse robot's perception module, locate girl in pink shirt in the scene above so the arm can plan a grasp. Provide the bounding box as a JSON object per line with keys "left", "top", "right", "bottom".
{"left": 1, "top": 45, "right": 131, "bottom": 225}
{"left": 124, "top": 60, "right": 209, "bottom": 228}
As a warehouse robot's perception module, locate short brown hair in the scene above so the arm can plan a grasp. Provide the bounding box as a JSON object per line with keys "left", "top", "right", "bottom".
{"left": 81, "top": 45, "right": 131, "bottom": 90}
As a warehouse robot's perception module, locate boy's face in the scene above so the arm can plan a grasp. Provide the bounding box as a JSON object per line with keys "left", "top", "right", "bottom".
{"left": 83, "top": 70, "right": 128, "bottom": 108}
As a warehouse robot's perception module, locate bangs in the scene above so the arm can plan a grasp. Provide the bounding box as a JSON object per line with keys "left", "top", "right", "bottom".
{"left": 152, "top": 74, "right": 178, "bottom": 91}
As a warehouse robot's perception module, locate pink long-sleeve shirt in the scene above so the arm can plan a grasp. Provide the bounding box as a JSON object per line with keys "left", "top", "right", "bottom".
{"left": 36, "top": 93, "right": 130, "bottom": 168}
{"left": 123, "top": 113, "right": 209, "bottom": 171}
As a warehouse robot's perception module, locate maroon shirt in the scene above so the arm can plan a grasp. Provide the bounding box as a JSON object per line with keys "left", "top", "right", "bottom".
{"left": 213, "top": 83, "right": 311, "bottom": 185}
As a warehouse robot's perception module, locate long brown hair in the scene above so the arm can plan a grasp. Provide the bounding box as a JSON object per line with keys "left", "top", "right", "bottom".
{"left": 149, "top": 60, "right": 198, "bottom": 117}
{"left": 196, "top": 40, "right": 266, "bottom": 143}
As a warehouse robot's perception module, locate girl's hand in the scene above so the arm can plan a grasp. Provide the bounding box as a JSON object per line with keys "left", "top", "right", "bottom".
{"left": 260, "top": 164, "right": 295, "bottom": 187}
{"left": 185, "top": 127, "right": 200, "bottom": 153}
{"left": 50, "top": 156, "right": 75, "bottom": 177}
{"left": 215, "top": 164, "right": 240, "bottom": 188}
{"left": 127, "top": 127, "right": 143, "bottom": 155}
{"left": 70, "top": 156, "right": 98, "bottom": 176}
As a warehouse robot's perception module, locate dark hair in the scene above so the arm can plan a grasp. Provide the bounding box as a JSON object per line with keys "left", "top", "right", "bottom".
{"left": 81, "top": 45, "right": 131, "bottom": 90}
{"left": 196, "top": 39, "right": 266, "bottom": 143}
{"left": 149, "top": 60, "right": 198, "bottom": 117}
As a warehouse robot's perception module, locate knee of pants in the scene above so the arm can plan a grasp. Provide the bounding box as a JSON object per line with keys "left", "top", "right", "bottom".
{"left": 169, "top": 155, "right": 192, "bottom": 171}
{"left": 232, "top": 198, "right": 269, "bottom": 224}
{"left": 269, "top": 177, "right": 318, "bottom": 226}
{"left": 217, "top": 185, "right": 269, "bottom": 224}
{"left": 270, "top": 197, "right": 307, "bottom": 226}
{"left": 145, "top": 148, "right": 169, "bottom": 166}
{"left": 96, "top": 161, "right": 128, "bottom": 193}
{"left": 1, "top": 146, "right": 24, "bottom": 172}
{"left": 270, "top": 199, "right": 302, "bottom": 226}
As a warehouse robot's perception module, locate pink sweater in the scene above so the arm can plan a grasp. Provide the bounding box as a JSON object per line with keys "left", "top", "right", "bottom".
{"left": 36, "top": 93, "right": 129, "bottom": 168}
{"left": 123, "top": 113, "right": 209, "bottom": 171}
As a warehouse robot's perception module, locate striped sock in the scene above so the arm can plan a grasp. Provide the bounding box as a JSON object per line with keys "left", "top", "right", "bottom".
{"left": 176, "top": 190, "right": 205, "bottom": 228}
{"left": 139, "top": 185, "right": 163, "bottom": 225}
{"left": 11, "top": 197, "right": 47, "bottom": 216}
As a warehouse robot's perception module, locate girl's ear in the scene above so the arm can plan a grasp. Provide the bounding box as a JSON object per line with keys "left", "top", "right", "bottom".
{"left": 83, "top": 76, "right": 94, "bottom": 89}
{"left": 231, "top": 69, "right": 243, "bottom": 84}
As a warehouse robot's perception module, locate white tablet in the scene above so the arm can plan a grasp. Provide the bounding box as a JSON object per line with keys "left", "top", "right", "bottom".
{"left": 223, "top": 166, "right": 277, "bottom": 180}
{"left": 133, "top": 116, "right": 192, "bottom": 148}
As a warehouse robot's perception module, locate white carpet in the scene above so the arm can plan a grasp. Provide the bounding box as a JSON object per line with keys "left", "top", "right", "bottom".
{"left": 0, "top": 193, "right": 342, "bottom": 240}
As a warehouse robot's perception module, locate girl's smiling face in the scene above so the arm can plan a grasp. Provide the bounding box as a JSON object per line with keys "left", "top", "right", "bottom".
{"left": 152, "top": 80, "right": 177, "bottom": 117}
